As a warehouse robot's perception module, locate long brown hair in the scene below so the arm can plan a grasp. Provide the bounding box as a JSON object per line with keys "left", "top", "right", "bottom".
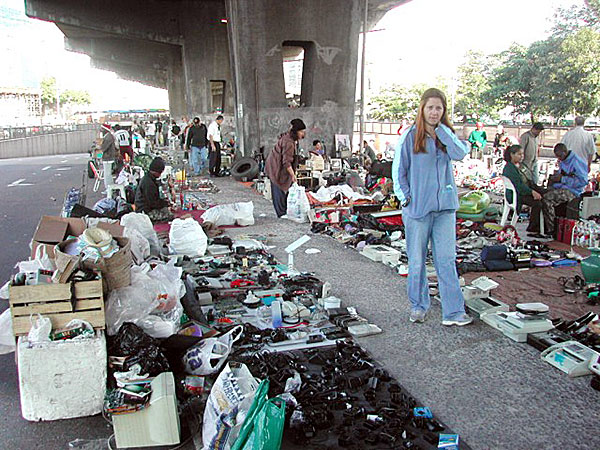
{"left": 413, "top": 88, "right": 455, "bottom": 153}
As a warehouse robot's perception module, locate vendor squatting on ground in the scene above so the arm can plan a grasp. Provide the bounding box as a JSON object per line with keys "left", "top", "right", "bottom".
{"left": 392, "top": 88, "right": 472, "bottom": 326}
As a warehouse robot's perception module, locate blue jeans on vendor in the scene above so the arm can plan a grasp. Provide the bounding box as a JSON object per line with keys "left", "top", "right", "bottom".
{"left": 404, "top": 210, "right": 466, "bottom": 321}
{"left": 191, "top": 146, "right": 209, "bottom": 175}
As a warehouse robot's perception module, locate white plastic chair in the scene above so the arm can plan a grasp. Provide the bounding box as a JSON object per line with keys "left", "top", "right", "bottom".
{"left": 89, "top": 160, "right": 104, "bottom": 193}
{"left": 106, "top": 184, "right": 127, "bottom": 200}
{"left": 501, "top": 176, "right": 519, "bottom": 227}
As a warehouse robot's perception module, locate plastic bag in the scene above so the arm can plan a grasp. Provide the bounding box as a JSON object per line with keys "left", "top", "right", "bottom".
{"left": 105, "top": 263, "right": 184, "bottom": 338}
{"left": 120, "top": 212, "right": 161, "bottom": 256}
{"left": 286, "top": 183, "right": 310, "bottom": 223}
{"left": 0, "top": 309, "right": 16, "bottom": 354}
{"left": 28, "top": 314, "right": 52, "bottom": 343}
{"left": 201, "top": 202, "right": 255, "bottom": 227}
{"left": 18, "top": 245, "right": 56, "bottom": 273}
{"left": 124, "top": 227, "right": 150, "bottom": 265}
{"left": 169, "top": 218, "right": 208, "bottom": 256}
{"left": 108, "top": 323, "right": 170, "bottom": 376}
{"left": 239, "top": 398, "right": 286, "bottom": 450}
{"left": 183, "top": 325, "right": 243, "bottom": 375}
{"left": 203, "top": 362, "right": 260, "bottom": 450}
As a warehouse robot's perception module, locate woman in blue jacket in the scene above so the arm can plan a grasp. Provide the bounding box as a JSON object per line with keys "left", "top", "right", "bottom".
{"left": 392, "top": 88, "right": 472, "bottom": 326}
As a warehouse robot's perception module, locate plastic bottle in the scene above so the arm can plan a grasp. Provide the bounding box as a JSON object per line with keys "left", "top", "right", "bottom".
{"left": 271, "top": 300, "right": 282, "bottom": 328}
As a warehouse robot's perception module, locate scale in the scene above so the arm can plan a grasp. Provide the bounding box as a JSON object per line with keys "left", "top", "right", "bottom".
{"left": 541, "top": 341, "right": 600, "bottom": 377}
{"left": 462, "top": 276, "right": 510, "bottom": 318}
{"left": 589, "top": 353, "right": 600, "bottom": 376}
{"left": 482, "top": 310, "right": 554, "bottom": 342}
{"left": 527, "top": 329, "right": 572, "bottom": 352}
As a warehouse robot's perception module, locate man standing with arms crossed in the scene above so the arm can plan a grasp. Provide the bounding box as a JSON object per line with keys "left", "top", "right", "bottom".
{"left": 208, "top": 115, "right": 224, "bottom": 177}
{"left": 561, "top": 116, "right": 596, "bottom": 172}
{"left": 519, "top": 122, "right": 545, "bottom": 184}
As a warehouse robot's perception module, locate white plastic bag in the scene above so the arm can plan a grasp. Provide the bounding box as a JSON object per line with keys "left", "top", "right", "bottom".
{"left": 120, "top": 212, "right": 161, "bottom": 256}
{"left": 183, "top": 325, "right": 243, "bottom": 375}
{"left": 286, "top": 183, "right": 310, "bottom": 223}
{"left": 203, "top": 362, "right": 260, "bottom": 450}
{"left": 17, "top": 245, "right": 56, "bottom": 274}
{"left": 201, "top": 202, "right": 255, "bottom": 227}
{"left": 124, "top": 227, "right": 150, "bottom": 264}
{"left": 105, "top": 262, "right": 184, "bottom": 338}
{"left": 0, "top": 309, "right": 16, "bottom": 354}
{"left": 169, "top": 218, "right": 208, "bottom": 256}
{"left": 28, "top": 314, "right": 52, "bottom": 343}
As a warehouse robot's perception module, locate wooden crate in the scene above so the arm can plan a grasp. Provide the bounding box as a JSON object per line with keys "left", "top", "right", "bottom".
{"left": 9, "top": 278, "right": 105, "bottom": 336}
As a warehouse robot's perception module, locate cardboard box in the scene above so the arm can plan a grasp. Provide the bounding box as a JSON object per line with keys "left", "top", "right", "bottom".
{"left": 31, "top": 215, "right": 124, "bottom": 258}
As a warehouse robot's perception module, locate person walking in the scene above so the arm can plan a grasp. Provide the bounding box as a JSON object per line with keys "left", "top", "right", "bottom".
{"left": 265, "top": 118, "right": 306, "bottom": 217}
{"left": 113, "top": 124, "right": 134, "bottom": 163}
{"left": 208, "top": 115, "right": 224, "bottom": 177}
{"left": 186, "top": 117, "right": 208, "bottom": 176}
{"left": 392, "top": 88, "right": 472, "bottom": 326}
{"left": 560, "top": 116, "right": 596, "bottom": 172}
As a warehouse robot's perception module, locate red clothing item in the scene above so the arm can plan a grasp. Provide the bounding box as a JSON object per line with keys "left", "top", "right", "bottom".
{"left": 265, "top": 131, "right": 297, "bottom": 193}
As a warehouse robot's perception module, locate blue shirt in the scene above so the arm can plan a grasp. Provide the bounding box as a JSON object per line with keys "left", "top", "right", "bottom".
{"left": 554, "top": 151, "right": 588, "bottom": 196}
{"left": 392, "top": 124, "right": 469, "bottom": 219}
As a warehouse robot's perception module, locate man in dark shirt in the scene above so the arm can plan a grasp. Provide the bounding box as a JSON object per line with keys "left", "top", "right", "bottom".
{"left": 186, "top": 117, "right": 208, "bottom": 176}
{"left": 134, "top": 157, "right": 174, "bottom": 222}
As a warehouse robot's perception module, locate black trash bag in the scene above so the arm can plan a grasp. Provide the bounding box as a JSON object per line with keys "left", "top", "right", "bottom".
{"left": 108, "top": 323, "right": 170, "bottom": 376}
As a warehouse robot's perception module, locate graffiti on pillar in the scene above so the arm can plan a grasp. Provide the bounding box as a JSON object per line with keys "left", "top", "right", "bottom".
{"left": 265, "top": 45, "right": 281, "bottom": 57}
{"left": 315, "top": 42, "right": 341, "bottom": 65}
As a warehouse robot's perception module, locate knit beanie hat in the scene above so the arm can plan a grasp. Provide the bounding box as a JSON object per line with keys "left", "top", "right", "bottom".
{"left": 149, "top": 157, "right": 166, "bottom": 173}
{"left": 290, "top": 118, "right": 306, "bottom": 132}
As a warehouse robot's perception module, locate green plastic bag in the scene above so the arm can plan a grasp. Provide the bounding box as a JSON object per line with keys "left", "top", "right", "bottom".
{"left": 231, "top": 380, "right": 270, "bottom": 450}
{"left": 457, "top": 190, "right": 491, "bottom": 214}
{"left": 241, "top": 397, "right": 286, "bottom": 450}
{"left": 232, "top": 379, "right": 286, "bottom": 450}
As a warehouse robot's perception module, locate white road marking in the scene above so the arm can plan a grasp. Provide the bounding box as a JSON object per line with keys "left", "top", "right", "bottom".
{"left": 60, "top": 159, "right": 67, "bottom": 163}
{"left": 41, "top": 166, "right": 51, "bottom": 171}
{"left": 7, "top": 178, "right": 33, "bottom": 187}
{"left": 56, "top": 167, "right": 72, "bottom": 171}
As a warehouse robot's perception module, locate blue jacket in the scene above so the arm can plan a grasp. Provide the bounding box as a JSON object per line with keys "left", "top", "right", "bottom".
{"left": 555, "top": 151, "right": 588, "bottom": 196}
{"left": 392, "top": 124, "right": 469, "bottom": 219}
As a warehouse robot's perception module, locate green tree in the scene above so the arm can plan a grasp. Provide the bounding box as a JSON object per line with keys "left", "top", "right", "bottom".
{"left": 40, "top": 76, "right": 57, "bottom": 114}
{"left": 455, "top": 50, "right": 499, "bottom": 122}
{"left": 485, "top": 44, "right": 545, "bottom": 122}
{"left": 60, "top": 90, "right": 92, "bottom": 106}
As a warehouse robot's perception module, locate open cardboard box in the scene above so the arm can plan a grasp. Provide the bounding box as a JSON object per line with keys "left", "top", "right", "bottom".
{"left": 31, "top": 215, "right": 124, "bottom": 259}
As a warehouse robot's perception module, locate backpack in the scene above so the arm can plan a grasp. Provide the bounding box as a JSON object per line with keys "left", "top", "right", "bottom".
{"left": 171, "top": 124, "right": 181, "bottom": 135}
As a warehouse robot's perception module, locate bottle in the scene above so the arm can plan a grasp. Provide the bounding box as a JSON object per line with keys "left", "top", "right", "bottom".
{"left": 271, "top": 300, "right": 282, "bottom": 328}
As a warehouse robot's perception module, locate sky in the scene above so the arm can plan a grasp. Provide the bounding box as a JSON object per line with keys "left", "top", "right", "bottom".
{"left": 366, "top": 0, "right": 583, "bottom": 91}
{"left": 0, "top": 0, "right": 585, "bottom": 112}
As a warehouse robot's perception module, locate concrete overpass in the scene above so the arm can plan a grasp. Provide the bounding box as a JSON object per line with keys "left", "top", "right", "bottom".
{"left": 25, "top": 0, "right": 411, "bottom": 155}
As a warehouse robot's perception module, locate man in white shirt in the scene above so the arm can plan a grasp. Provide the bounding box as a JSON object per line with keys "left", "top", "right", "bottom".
{"left": 113, "top": 124, "right": 133, "bottom": 163}
{"left": 561, "top": 116, "right": 596, "bottom": 171}
{"left": 207, "top": 115, "right": 224, "bottom": 177}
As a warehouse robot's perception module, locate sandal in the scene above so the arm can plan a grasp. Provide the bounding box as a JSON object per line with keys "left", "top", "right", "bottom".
{"left": 558, "top": 275, "right": 586, "bottom": 293}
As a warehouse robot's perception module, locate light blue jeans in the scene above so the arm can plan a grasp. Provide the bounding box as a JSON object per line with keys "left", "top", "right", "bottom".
{"left": 404, "top": 210, "right": 466, "bottom": 320}
{"left": 191, "top": 146, "right": 208, "bottom": 175}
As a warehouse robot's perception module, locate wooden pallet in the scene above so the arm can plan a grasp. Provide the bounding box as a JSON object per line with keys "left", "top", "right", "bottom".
{"left": 9, "top": 278, "right": 105, "bottom": 336}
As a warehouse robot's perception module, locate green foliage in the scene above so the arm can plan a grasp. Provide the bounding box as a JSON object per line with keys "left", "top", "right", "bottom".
{"left": 60, "top": 90, "right": 92, "bottom": 106}
{"left": 40, "top": 76, "right": 57, "bottom": 107}
{"left": 455, "top": 51, "right": 500, "bottom": 121}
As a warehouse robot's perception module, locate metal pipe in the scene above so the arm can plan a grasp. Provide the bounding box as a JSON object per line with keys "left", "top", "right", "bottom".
{"left": 359, "top": 0, "right": 368, "bottom": 158}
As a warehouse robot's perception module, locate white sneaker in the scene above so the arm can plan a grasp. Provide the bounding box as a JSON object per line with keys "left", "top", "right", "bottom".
{"left": 442, "top": 314, "right": 473, "bottom": 326}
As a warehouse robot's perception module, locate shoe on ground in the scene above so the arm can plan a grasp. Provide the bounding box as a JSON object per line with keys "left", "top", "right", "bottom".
{"left": 409, "top": 309, "right": 426, "bottom": 323}
{"left": 442, "top": 314, "right": 473, "bottom": 326}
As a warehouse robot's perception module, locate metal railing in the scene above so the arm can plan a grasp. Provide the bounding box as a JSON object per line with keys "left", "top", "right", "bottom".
{"left": 0, "top": 123, "right": 98, "bottom": 140}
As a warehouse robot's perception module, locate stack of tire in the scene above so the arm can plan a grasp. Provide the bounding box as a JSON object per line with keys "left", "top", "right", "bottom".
{"left": 230, "top": 157, "right": 259, "bottom": 181}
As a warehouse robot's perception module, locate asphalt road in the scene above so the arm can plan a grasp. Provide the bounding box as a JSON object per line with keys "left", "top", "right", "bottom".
{"left": 0, "top": 154, "right": 113, "bottom": 449}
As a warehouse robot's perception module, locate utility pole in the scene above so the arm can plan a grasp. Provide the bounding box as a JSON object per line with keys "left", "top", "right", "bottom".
{"left": 359, "top": 0, "right": 368, "bottom": 156}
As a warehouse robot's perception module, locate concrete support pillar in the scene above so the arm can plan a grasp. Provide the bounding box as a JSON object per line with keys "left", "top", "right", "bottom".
{"left": 167, "top": 49, "right": 186, "bottom": 119}
{"left": 225, "top": 0, "right": 362, "bottom": 156}
{"left": 180, "top": 1, "right": 234, "bottom": 118}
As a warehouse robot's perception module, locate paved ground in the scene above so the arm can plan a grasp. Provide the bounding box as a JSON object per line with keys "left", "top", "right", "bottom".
{"left": 1, "top": 155, "right": 599, "bottom": 449}
{"left": 199, "top": 177, "right": 600, "bottom": 450}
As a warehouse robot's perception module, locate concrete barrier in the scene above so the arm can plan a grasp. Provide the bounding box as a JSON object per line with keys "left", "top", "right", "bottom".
{"left": 0, "top": 128, "right": 97, "bottom": 159}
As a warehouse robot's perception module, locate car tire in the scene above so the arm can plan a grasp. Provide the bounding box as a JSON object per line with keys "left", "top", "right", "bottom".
{"left": 231, "top": 157, "right": 259, "bottom": 181}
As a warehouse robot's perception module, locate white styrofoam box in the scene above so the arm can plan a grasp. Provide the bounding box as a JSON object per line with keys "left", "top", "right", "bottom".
{"left": 18, "top": 331, "right": 107, "bottom": 421}
{"left": 581, "top": 196, "right": 600, "bottom": 219}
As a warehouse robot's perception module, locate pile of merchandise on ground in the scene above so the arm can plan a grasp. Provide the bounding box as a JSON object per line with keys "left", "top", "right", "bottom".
{"left": 0, "top": 191, "right": 468, "bottom": 450}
